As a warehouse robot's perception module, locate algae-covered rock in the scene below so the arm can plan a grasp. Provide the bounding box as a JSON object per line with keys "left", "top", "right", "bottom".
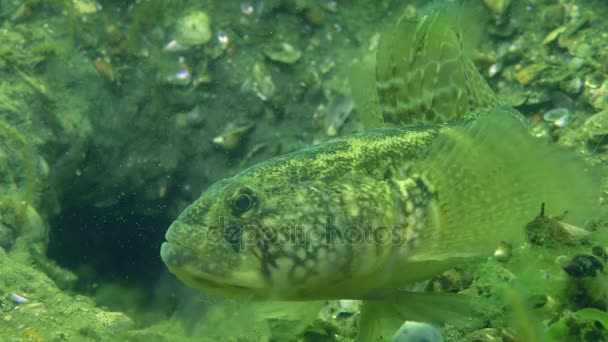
{"left": 0, "top": 248, "right": 134, "bottom": 341}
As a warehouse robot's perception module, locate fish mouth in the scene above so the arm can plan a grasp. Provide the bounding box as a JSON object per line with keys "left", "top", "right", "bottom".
{"left": 160, "top": 225, "right": 265, "bottom": 297}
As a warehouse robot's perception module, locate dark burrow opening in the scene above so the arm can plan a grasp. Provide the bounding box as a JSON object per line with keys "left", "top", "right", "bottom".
{"left": 47, "top": 198, "right": 173, "bottom": 312}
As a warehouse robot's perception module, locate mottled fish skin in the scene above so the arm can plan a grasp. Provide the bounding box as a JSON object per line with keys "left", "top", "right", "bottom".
{"left": 160, "top": 7, "right": 600, "bottom": 305}
{"left": 161, "top": 125, "right": 447, "bottom": 300}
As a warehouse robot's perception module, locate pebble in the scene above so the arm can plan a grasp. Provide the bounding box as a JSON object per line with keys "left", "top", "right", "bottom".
{"left": 543, "top": 107, "right": 571, "bottom": 127}
{"left": 563, "top": 254, "right": 604, "bottom": 278}
{"left": 494, "top": 241, "right": 512, "bottom": 262}
{"left": 392, "top": 321, "right": 444, "bottom": 342}
{"left": 303, "top": 5, "right": 325, "bottom": 26}
{"left": 526, "top": 212, "right": 591, "bottom": 246}
{"left": 263, "top": 42, "right": 302, "bottom": 64}
{"left": 563, "top": 77, "right": 583, "bottom": 95}
{"left": 212, "top": 121, "right": 255, "bottom": 151}
{"left": 582, "top": 110, "right": 608, "bottom": 147}
{"left": 515, "top": 64, "right": 547, "bottom": 85}
{"left": 484, "top": 0, "right": 510, "bottom": 16}
{"left": 175, "top": 11, "right": 212, "bottom": 46}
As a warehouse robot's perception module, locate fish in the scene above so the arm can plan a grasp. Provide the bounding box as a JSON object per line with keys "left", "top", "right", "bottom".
{"left": 160, "top": 5, "right": 600, "bottom": 340}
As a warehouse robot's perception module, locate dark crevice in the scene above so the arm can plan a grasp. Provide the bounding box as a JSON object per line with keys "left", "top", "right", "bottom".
{"left": 47, "top": 197, "right": 171, "bottom": 297}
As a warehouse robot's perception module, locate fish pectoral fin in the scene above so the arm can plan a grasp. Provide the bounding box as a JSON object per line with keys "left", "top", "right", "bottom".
{"left": 357, "top": 291, "right": 494, "bottom": 341}
{"left": 408, "top": 107, "right": 600, "bottom": 261}
{"left": 390, "top": 290, "right": 495, "bottom": 328}
{"left": 357, "top": 299, "right": 404, "bottom": 342}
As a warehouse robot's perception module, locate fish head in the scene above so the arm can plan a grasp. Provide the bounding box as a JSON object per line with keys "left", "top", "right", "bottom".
{"left": 161, "top": 167, "right": 359, "bottom": 300}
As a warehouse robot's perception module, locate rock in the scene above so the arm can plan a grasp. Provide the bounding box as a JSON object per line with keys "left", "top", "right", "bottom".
{"left": 392, "top": 321, "right": 444, "bottom": 342}
{"left": 494, "top": 241, "right": 512, "bottom": 262}
{"left": 526, "top": 204, "right": 591, "bottom": 246}
{"left": 252, "top": 62, "right": 276, "bottom": 101}
{"left": 93, "top": 311, "right": 135, "bottom": 334}
{"left": 175, "top": 11, "right": 212, "bottom": 46}
{"left": 582, "top": 110, "right": 608, "bottom": 147}
{"left": 302, "top": 5, "right": 325, "bottom": 26}
{"left": 515, "top": 64, "right": 547, "bottom": 85}
{"left": 543, "top": 107, "right": 571, "bottom": 127}
{"left": 484, "top": 0, "right": 510, "bottom": 17}
{"left": 563, "top": 254, "right": 604, "bottom": 278}
{"left": 263, "top": 42, "right": 302, "bottom": 64}
{"left": 0, "top": 249, "right": 135, "bottom": 340}
{"left": 212, "top": 121, "right": 256, "bottom": 152}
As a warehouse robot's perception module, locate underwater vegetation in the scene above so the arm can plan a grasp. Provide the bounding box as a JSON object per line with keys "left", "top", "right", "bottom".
{"left": 1, "top": 0, "right": 608, "bottom": 341}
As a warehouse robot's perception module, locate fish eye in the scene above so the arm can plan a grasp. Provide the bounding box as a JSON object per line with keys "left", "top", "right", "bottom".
{"left": 235, "top": 193, "right": 252, "bottom": 211}
{"left": 229, "top": 187, "right": 257, "bottom": 214}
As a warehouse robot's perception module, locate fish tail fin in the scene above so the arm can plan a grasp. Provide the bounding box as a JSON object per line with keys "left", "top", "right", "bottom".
{"left": 410, "top": 107, "right": 600, "bottom": 260}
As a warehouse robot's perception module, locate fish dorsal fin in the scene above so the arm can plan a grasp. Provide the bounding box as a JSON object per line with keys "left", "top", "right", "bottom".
{"left": 375, "top": 7, "right": 501, "bottom": 125}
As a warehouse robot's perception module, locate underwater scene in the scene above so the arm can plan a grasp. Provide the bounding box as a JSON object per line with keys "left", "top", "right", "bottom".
{"left": 1, "top": 0, "right": 608, "bottom": 341}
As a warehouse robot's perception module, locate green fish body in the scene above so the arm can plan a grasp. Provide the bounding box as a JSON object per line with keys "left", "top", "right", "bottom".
{"left": 160, "top": 7, "right": 600, "bottom": 339}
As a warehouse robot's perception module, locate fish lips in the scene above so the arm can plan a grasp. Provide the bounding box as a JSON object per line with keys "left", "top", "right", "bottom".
{"left": 160, "top": 222, "right": 265, "bottom": 297}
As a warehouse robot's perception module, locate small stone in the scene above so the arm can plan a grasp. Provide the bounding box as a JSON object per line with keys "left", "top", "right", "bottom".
{"left": 582, "top": 110, "right": 608, "bottom": 146}
{"left": 515, "top": 64, "right": 547, "bottom": 85}
{"left": 543, "top": 26, "right": 566, "bottom": 45}
{"left": 302, "top": 5, "right": 325, "bottom": 26}
{"left": 175, "top": 11, "right": 212, "bottom": 46}
{"left": 263, "top": 42, "right": 302, "bottom": 64}
{"left": 585, "top": 74, "right": 603, "bottom": 89}
{"left": 494, "top": 241, "right": 512, "bottom": 262}
{"left": 526, "top": 212, "right": 591, "bottom": 246}
{"left": 93, "top": 311, "right": 135, "bottom": 336}
{"left": 212, "top": 121, "right": 255, "bottom": 152}
{"left": 392, "top": 321, "right": 444, "bottom": 342}
{"left": 563, "top": 254, "right": 603, "bottom": 278}
{"left": 73, "top": 0, "right": 99, "bottom": 14}
{"left": 563, "top": 77, "right": 583, "bottom": 95}
{"left": 484, "top": 0, "right": 510, "bottom": 16}
{"left": 252, "top": 62, "right": 275, "bottom": 101}
{"left": 543, "top": 108, "right": 571, "bottom": 127}
{"left": 324, "top": 93, "right": 354, "bottom": 137}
